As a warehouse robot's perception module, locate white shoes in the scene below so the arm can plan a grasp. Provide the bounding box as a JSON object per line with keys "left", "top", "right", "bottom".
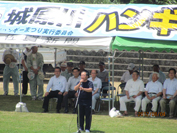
{"left": 85, "top": 129, "right": 90, "bottom": 133}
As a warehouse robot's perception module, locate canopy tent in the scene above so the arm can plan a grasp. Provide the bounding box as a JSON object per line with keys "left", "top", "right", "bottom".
{"left": 111, "top": 36, "right": 177, "bottom": 52}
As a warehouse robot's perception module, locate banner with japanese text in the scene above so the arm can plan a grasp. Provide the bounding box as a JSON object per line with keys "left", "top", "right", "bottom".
{"left": 0, "top": 34, "right": 112, "bottom": 51}
{"left": 0, "top": 2, "right": 177, "bottom": 40}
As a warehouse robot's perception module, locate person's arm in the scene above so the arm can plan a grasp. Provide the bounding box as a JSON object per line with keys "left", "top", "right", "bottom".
{"left": 172, "top": 90, "right": 177, "bottom": 99}
{"left": 60, "top": 77, "right": 67, "bottom": 93}
{"left": 125, "top": 91, "right": 130, "bottom": 99}
{"left": 80, "top": 81, "right": 93, "bottom": 92}
{"left": 45, "top": 78, "right": 53, "bottom": 96}
{"left": 22, "top": 59, "right": 28, "bottom": 71}
{"left": 162, "top": 89, "right": 166, "bottom": 99}
{"left": 74, "top": 79, "right": 83, "bottom": 91}
{"left": 38, "top": 53, "right": 44, "bottom": 70}
{"left": 145, "top": 91, "right": 151, "bottom": 100}
{"left": 92, "top": 88, "right": 99, "bottom": 95}
{"left": 120, "top": 72, "right": 126, "bottom": 83}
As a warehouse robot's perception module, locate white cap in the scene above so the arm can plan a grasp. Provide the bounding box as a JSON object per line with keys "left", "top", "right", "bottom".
{"left": 60, "top": 62, "right": 67, "bottom": 67}
{"left": 127, "top": 63, "right": 135, "bottom": 70}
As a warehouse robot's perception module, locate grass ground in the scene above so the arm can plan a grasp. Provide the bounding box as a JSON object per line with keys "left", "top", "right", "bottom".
{"left": 0, "top": 82, "right": 177, "bottom": 133}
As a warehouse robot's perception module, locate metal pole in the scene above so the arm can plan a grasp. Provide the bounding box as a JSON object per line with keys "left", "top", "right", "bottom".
{"left": 112, "top": 50, "right": 115, "bottom": 108}
{"left": 142, "top": 51, "right": 144, "bottom": 80}
{"left": 108, "top": 50, "right": 111, "bottom": 112}
{"left": 19, "top": 49, "right": 22, "bottom": 103}
{"left": 54, "top": 48, "right": 57, "bottom": 67}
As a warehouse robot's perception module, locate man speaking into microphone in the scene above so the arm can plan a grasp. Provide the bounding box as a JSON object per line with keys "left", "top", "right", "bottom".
{"left": 74, "top": 71, "right": 93, "bottom": 133}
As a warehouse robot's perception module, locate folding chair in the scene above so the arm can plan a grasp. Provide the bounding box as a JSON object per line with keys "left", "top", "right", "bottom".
{"left": 117, "top": 83, "right": 126, "bottom": 102}
{"left": 100, "top": 86, "right": 116, "bottom": 110}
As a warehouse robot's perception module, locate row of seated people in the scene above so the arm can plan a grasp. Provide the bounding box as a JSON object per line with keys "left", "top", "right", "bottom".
{"left": 119, "top": 68, "right": 177, "bottom": 118}
{"left": 42, "top": 61, "right": 108, "bottom": 114}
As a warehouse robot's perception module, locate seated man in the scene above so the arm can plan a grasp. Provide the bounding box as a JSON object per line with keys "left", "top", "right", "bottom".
{"left": 61, "top": 62, "right": 73, "bottom": 81}
{"left": 119, "top": 70, "right": 144, "bottom": 116}
{"left": 141, "top": 72, "right": 162, "bottom": 117}
{"left": 160, "top": 68, "right": 177, "bottom": 118}
{"left": 63, "top": 67, "right": 81, "bottom": 113}
{"left": 97, "top": 61, "right": 108, "bottom": 83}
{"left": 88, "top": 70, "right": 102, "bottom": 114}
{"left": 42, "top": 67, "right": 67, "bottom": 113}
{"left": 120, "top": 63, "right": 135, "bottom": 83}
{"left": 149, "top": 64, "right": 166, "bottom": 84}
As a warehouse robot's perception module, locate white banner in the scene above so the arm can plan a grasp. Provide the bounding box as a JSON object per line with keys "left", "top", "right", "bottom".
{"left": 0, "top": 34, "right": 112, "bottom": 51}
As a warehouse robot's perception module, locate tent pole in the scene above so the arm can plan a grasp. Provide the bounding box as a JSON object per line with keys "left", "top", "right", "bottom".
{"left": 54, "top": 48, "right": 57, "bottom": 67}
{"left": 112, "top": 50, "right": 115, "bottom": 108}
{"left": 108, "top": 49, "right": 111, "bottom": 113}
{"left": 142, "top": 51, "right": 144, "bottom": 80}
{"left": 19, "top": 49, "right": 22, "bottom": 103}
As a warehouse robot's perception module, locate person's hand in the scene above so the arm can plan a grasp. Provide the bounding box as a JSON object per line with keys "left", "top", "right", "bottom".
{"left": 92, "top": 93, "right": 95, "bottom": 96}
{"left": 79, "top": 87, "right": 84, "bottom": 91}
{"left": 11, "top": 58, "right": 17, "bottom": 62}
{"left": 75, "top": 93, "right": 78, "bottom": 97}
{"left": 147, "top": 95, "right": 151, "bottom": 100}
{"left": 163, "top": 95, "right": 166, "bottom": 99}
{"left": 169, "top": 96, "right": 173, "bottom": 100}
{"left": 58, "top": 92, "right": 62, "bottom": 95}
{"left": 24, "top": 67, "right": 28, "bottom": 71}
{"left": 33, "top": 69, "right": 38, "bottom": 75}
{"left": 45, "top": 92, "right": 49, "bottom": 97}
{"left": 127, "top": 95, "right": 130, "bottom": 99}
{"left": 80, "top": 79, "right": 84, "bottom": 83}
{"left": 132, "top": 95, "right": 137, "bottom": 98}
{"left": 151, "top": 96, "right": 156, "bottom": 100}
{"left": 63, "top": 92, "right": 68, "bottom": 96}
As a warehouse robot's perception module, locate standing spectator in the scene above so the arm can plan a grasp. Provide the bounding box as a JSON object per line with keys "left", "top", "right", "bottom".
{"left": 61, "top": 62, "right": 73, "bottom": 81}
{"left": 60, "top": 62, "right": 67, "bottom": 73}
{"left": 120, "top": 63, "right": 135, "bottom": 83}
{"left": 2, "top": 48, "right": 19, "bottom": 96}
{"left": 160, "top": 68, "right": 177, "bottom": 118}
{"left": 27, "top": 46, "right": 44, "bottom": 100}
{"left": 141, "top": 72, "right": 162, "bottom": 117}
{"left": 97, "top": 61, "right": 108, "bottom": 82}
{"left": 74, "top": 71, "right": 93, "bottom": 133}
{"left": 149, "top": 64, "right": 166, "bottom": 84}
{"left": 88, "top": 70, "right": 102, "bottom": 114}
{"left": 119, "top": 70, "right": 144, "bottom": 117}
{"left": 21, "top": 47, "right": 32, "bottom": 96}
{"left": 42, "top": 67, "right": 67, "bottom": 113}
{"left": 63, "top": 67, "right": 81, "bottom": 113}
{"left": 79, "top": 61, "right": 89, "bottom": 76}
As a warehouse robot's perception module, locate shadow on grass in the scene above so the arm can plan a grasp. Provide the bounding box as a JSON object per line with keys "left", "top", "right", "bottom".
{"left": 90, "top": 130, "right": 105, "bottom": 133}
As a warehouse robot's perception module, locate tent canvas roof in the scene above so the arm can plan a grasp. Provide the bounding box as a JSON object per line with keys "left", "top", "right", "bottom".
{"left": 111, "top": 36, "right": 177, "bottom": 53}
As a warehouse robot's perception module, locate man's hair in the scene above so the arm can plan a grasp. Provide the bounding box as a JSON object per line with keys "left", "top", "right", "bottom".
{"left": 91, "top": 69, "right": 98, "bottom": 74}
{"left": 133, "top": 70, "right": 140, "bottom": 75}
{"left": 169, "top": 68, "right": 176, "bottom": 74}
{"left": 81, "top": 71, "right": 89, "bottom": 77}
{"left": 72, "top": 67, "right": 80, "bottom": 72}
{"left": 55, "top": 67, "right": 61, "bottom": 72}
{"left": 152, "top": 72, "right": 159, "bottom": 78}
{"left": 153, "top": 64, "right": 159, "bottom": 68}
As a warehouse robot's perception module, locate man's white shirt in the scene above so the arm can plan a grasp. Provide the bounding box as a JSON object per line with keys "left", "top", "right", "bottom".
{"left": 88, "top": 77, "right": 102, "bottom": 93}
{"left": 65, "top": 76, "right": 81, "bottom": 92}
{"left": 46, "top": 75, "right": 67, "bottom": 93}
{"left": 124, "top": 79, "right": 144, "bottom": 96}
{"left": 145, "top": 80, "right": 163, "bottom": 94}
{"left": 163, "top": 78, "right": 177, "bottom": 95}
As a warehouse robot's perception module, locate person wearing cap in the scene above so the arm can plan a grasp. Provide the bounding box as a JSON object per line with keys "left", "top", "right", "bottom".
{"left": 148, "top": 64, "right": 166, "bottom": 84}
{"left": 21, "top": 47, "right": 32, "bottom": 96}
{"left": 63, "top": 67, "right": 81, "bottom": 113}
{"left": 61, "top": 62, "right": 73, "bottom": 81}
{"left": 120, "top": 63, "right": 135, "bottom": 83}
{"left": 79, "top": 61, "right": 89, "bottom": 76}
{"left": 2, "top": 48, "right": 19, "bottom": 96}
{"left": 97, "top": 61, "right": 108, "bottom": 82}
{"left": 27, "top": 46, "right": 44, "bottom": 100}
{"left": 42, "top": 67, "right": 67, "bottom": 113}
{"left": 119, "top": 70, "right": 144, "bottom": 117}
{"left": 88, "top": 70, "right": 102, "bottom": 114}
{"left": 141, "top": 72, "right": 163, "bottom": 117}
{"left": 60, "top": 62, "right": 67, "bottom": 73}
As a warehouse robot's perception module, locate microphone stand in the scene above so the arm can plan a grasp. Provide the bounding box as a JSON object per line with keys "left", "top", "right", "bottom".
{"left": 75, "top": 84, "right": 82, "bottom": 133}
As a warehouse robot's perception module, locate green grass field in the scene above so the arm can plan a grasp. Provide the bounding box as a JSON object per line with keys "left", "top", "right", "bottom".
{"left": 0, "top": 83, "right": 177, "bottom": 133}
